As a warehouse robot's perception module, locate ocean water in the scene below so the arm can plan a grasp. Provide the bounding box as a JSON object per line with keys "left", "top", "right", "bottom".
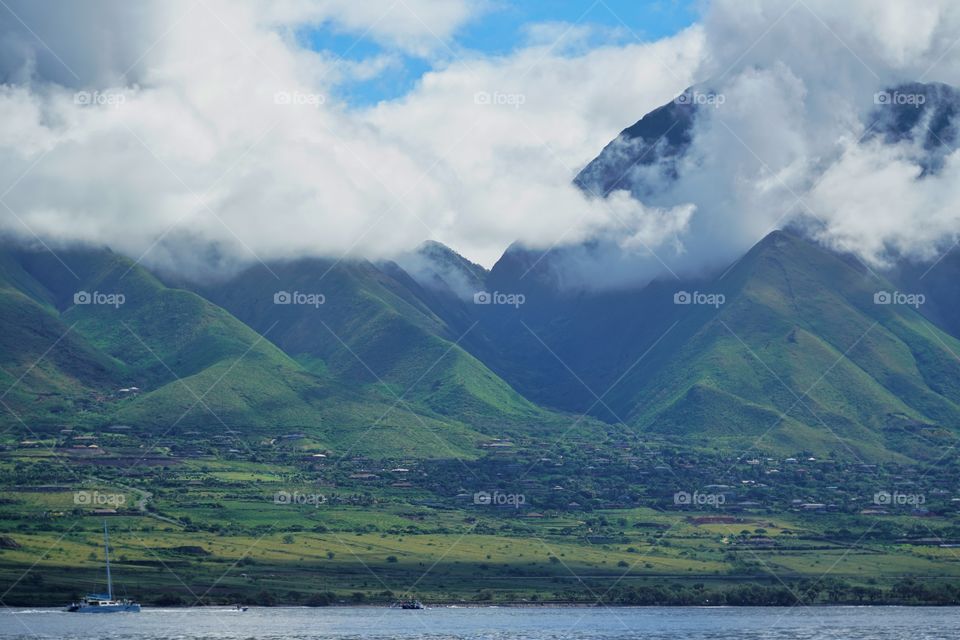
{"left": 2, "top": 605, "right": 957, "bottom": 639}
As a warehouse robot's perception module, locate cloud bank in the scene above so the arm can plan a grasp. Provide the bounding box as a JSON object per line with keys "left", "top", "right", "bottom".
{"left": 0, "top": 0, "right": 959, "bottom": 286}
{"left": 0, "top": 0, "right": 700, "bottom": 279}
{"left": 679, "top": 0, "right": 960, "bottom": 273}
{"left": 560, "top": 0, "right": 960, "bottom": 288}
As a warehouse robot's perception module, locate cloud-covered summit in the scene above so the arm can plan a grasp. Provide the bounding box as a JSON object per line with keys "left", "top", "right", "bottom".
{"left": 503, "top": 0, "right": 960, "bottom": 290}
{"left": 1, "top": 0, "right": 959, "bottom": 288}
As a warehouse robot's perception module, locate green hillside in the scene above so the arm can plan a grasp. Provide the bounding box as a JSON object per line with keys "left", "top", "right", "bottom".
{"left": 0, "top": 247, "right": 495, "bottom": 457}
{"left": 5, "top": 232, "right": 960, "bottom": 463}
{"left": 196, "top": 258, "right": 569, "bottom": 436}
{"left": 0, "top": 250, "right": 122, "bottom": 428}
{"left": 621, "top": 231, "right": 960, "bottom": 459}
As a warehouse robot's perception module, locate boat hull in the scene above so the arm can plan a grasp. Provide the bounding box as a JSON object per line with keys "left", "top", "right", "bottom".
{"left": 68, "top": 603, "right": 141, "bottom": 613}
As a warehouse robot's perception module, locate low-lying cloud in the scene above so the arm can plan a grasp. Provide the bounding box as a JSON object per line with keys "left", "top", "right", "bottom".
{"left": 518, "top": 0, "right": 960, "bottom": 290}
{"left": 1, "top": 0, "right": 959, "bottom": 287}
{"left": 0, "top": 0, "right": 700, "bottom": 280}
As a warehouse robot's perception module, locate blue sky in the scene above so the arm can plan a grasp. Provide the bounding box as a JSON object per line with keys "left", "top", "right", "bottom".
{"left": 306, "top": 0, "right": 698, "bottom": 106}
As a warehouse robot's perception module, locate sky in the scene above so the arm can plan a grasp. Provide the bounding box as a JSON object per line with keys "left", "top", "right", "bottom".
{"left": 1, "top": 0, "right": 960, "bottom": 288}
{"left": 305, "top": 1, "right": 698, "bottom": 105}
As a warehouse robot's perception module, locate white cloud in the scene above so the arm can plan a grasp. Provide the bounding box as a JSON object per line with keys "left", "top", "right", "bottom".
{"left": 547, "top": 0, "right": 960, "bottom": 285}
{"left": 671, "top": 0, "right": 960, "bottom": 271}
{"left": 256, "top": 0, "right": 485, "bottom": 56}
{"left": 0, "top": 0, "right": 702, "bottom": 277}
{"left": 807, "top": 136, "right": 960, "bottom": 266}
{"left": 0, "top": 0, "right": 483, "bottom": 86}
{"left": 2, "top": 0, "right": 959, "bottom": 286}
{"left": 365, "top": 31, "right": 704, "bottom": 265}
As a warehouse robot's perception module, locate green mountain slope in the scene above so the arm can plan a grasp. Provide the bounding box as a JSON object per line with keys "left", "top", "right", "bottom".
{"left": 0, "top": 247, "right": 490, "bottom": 457}
{"left": 619, "top": 231, "right": 960, "bottom": 460}
{"left": 332, "top": 233, "right": 960, "bottom": 462}
{"left": 0, "top": 250, "right": 121, "bottom": 428}
{"left": 195, "top": 257, "right": 570, "bottom": 436}
{"left": 891, "top": 246, "right": 960, "bottom": 341}
{"left": 5, "top": 232, "right": 960, "bottom": 463}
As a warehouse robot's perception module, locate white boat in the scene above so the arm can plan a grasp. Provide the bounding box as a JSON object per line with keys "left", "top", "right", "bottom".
{"left": 66, "top": 522, "right": 140, "bottom": 613}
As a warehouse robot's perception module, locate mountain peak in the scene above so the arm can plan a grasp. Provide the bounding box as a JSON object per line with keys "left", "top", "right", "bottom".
{"left": 393, "top": 240, "right": 488, "bottom": 300}
{"left": 414, "top": 239, "right": 481, "bottom": 266}
{"left": 573, "top": 88, "right": 697, "bottom": 198}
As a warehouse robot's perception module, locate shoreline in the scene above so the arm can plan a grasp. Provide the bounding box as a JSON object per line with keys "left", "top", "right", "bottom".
{"left": 8, "top": 603, "right": 960, "bottom": 610}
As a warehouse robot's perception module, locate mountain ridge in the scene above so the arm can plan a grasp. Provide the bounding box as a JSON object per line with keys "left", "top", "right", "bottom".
{"left": 3, "top": 80, "right": 960, "bottom": 462}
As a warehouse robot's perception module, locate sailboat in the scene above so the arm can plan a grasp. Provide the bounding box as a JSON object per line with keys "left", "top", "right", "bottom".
{"left": 66, "top": 521, "right": 141, "bottom": 613}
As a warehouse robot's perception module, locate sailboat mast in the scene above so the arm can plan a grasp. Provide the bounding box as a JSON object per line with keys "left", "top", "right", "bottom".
{"left": 103, "top": 520, "right": 113, "bottom": 600}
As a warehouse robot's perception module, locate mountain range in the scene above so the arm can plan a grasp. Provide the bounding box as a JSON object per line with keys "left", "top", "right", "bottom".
{"left": 2, "top": 82, "right": 960, "bottom": 463}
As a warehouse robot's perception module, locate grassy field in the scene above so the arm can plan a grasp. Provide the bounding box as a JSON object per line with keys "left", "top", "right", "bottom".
{"left": 4, "top": 440, "right": 960, "bottom": 607}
